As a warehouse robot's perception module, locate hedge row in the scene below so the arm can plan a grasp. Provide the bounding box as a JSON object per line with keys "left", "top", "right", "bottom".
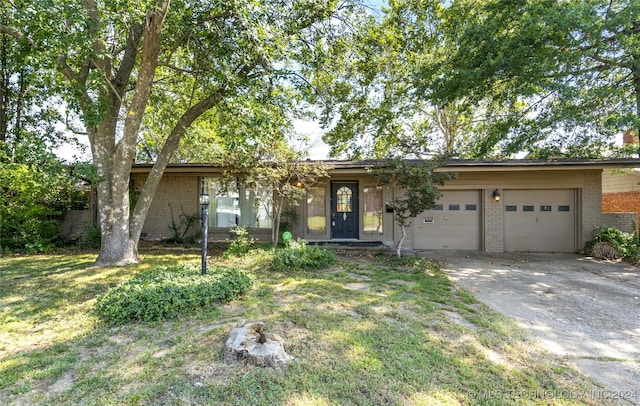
{"left": 95, "top": 264, "right": 252, "bottom": 324}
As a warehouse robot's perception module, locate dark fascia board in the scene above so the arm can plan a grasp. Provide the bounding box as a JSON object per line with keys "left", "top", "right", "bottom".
{"left": 131, "top": 164, "right": 226, "bottom": 174}
{"left": 130, "top": 158, "right": 640, "bottom": 174}
{"left": 438, "top": 158, "right": 640, "bottom": 172}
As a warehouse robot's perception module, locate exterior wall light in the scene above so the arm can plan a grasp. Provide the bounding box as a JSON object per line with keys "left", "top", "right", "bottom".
{"left": 200, "top": 190, "right": 210, "bottom": 275}
{"left": 492, "top": 189, "right": 501, "bottom": 202}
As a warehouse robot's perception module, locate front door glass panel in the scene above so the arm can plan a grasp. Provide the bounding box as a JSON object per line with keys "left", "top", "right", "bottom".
{"left": 336, "top": 186, "right": 353, "bottom": 212}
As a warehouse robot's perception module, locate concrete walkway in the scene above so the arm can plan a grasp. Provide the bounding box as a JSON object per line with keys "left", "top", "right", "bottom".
{"left": 421, "top": 251, "right": 640, "bottom": 404}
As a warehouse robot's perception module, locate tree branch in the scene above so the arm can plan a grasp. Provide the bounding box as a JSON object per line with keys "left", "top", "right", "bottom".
{"left": 158, "top": 62, "right": 196, "bottom": 75}
{"left": 84, "top": 0, "right": 112, "bottom": 75}
{"left": 0, "top": 24, "right": 34, "bottom": 47}
{"left": 130, "top": 87, "right": 228, "bottom": 242}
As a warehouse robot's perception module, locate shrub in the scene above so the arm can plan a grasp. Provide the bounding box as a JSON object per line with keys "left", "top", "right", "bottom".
{"left": 271, "top": 239, "right": 337, "bottom": 272}
{"left": 588, "top": 226, "right": 640, "bottom": 260}
{"left": 223, "top": 226, "right": 255, "bottom": 258}
{"left": 81, "top": 226, "right": 102, "bottom": 249}
{"left": 590, "top": 242, "right": 621, "bottom": 260}
{"left": 0, "top": 162, "right": 75, "bottom": 252}
{"left": 95, "top": 263, "right": 252, "bottom": 324}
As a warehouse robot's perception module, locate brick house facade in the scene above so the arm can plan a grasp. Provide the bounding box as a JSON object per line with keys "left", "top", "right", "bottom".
{"left": 126, "top": 158, "right": 640, "bottom": 254}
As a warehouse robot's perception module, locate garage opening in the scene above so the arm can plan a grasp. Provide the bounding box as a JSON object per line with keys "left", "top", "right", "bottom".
{"left": 413, "top": 190, "right": 481, "bottom": 250}
{"left": 504, "top": 189, "right": 576, "bottom": 252}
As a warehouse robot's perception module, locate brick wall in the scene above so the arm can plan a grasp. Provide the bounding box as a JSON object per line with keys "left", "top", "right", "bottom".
{"left": 484, "top": 188, "right": 504, "bottom": 253}
{"left": 582, "top": 171, "right": 603, "bottom": 246}
{"left": 603, "top": 191, "right": 640, "bottom": 229}
{"left": 60, "top": 209, "right": 93, "bottom": 241}
{"left": 133, "top": 174, "right": 199, "bottom": 240}
{"left": 600, "top": 213, "right": 638, "bottom": 233}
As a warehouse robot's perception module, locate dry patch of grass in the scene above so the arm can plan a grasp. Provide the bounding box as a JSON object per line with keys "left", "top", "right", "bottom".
{"left": 0, "top": 249, "right": 609, "bottom": 405}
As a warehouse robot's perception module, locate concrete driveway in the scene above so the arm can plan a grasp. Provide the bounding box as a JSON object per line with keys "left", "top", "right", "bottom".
{"left": 423, "top": 251, "right": 640, "bottom": 404}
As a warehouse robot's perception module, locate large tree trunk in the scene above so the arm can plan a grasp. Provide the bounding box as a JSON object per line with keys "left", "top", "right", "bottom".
{"left": 93, "top": 2, "right": 169, "bottom": 266}
{"left": 92, "top": 115, "right": 140, "bottom": 266}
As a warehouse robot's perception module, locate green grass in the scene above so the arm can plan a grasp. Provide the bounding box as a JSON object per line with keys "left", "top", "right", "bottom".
{"left": 0, "top": 249, "right": 603, "bottom": 405}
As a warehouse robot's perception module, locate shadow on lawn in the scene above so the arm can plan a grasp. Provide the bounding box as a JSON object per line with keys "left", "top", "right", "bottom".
{"left": 0, "top": 253, "right": 599, "bottom": 405}
{"left": 0, "top": 252, "right": 205, "bottom": 400}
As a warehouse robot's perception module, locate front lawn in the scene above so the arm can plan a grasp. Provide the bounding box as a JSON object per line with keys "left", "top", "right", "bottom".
{"left": 0, "top": 248, "right": 603, "bottom": 405}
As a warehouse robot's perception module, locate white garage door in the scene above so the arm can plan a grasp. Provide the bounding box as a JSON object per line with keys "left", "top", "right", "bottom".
{"left": 504, "top": 189, "right": 576, "bottom": 252}
{"left": 413, "top": 190, "right": 481, "bottom": 250}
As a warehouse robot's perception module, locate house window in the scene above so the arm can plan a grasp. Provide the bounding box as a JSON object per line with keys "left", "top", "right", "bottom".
{"left": 240, "top": 183, "right": 273, "bottom": 229}
{"left": 363, "top": 186, "right": 383, "bottom": 235}
{"left": 202, "top": 178, "right": 272, "bottom": 229}
{"left": 336, "top": 186, "right": 353, "bottom": 212}
{"left": 307, "top": 186, "right": 326, "bottom": 234}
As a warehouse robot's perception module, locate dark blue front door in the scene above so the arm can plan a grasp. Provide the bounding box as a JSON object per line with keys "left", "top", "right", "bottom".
{"left": 331, "top": 182, "right": 358, "bottom": 239}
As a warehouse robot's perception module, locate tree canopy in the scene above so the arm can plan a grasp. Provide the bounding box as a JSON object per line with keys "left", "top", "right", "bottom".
{"left": 3, "top": 0, "right": 638, "bottom": 262}
{"left": 2, "top": 0, "right": 367, "bottom": 265}
{"left": 318, "top": 0, "right": 640, "bottom": 159}
{"left": 0, "top": 2, "right": 74, "bottom": 164}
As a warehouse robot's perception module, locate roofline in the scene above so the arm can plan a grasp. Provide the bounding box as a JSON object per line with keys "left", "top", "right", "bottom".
{"left": 131, "top": 158, "right": 640, "bottom": 174}
{"left": 438, "top": 158, "right": 640, "bottom": 172}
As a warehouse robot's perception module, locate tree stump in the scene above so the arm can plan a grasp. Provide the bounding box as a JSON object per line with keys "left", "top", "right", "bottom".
{"left": 224, "top": 322, "right": 294, "bottom": 368}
